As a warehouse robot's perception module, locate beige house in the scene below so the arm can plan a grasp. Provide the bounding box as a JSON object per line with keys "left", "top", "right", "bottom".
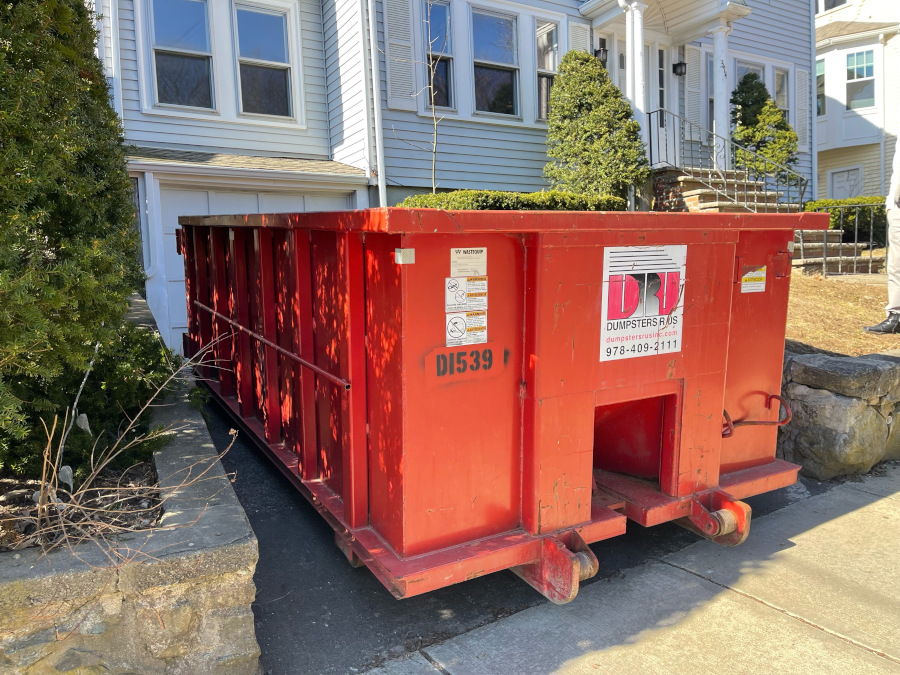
{"left": 815, "top": 0, "right": 899, "bottom": 199}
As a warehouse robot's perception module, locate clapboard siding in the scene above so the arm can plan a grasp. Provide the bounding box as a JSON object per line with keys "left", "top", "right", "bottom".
{"left": 323, "top": 0, "right": 371, "bottom": 170}
{"left": 375, "top": 0, "right": 587, "bottom": 193}
{"left": 117, "top": 0, "right": 332, "bottom": 158}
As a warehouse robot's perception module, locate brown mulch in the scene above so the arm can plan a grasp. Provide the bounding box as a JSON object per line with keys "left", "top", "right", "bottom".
{"left": 786, "top": 273, "right": 898, "bottom": 356}
{"left": 0, "top": 463, "right": 161, "bottom": 552}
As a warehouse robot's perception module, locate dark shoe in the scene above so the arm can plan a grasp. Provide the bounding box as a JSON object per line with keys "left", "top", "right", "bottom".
{"left": 864, "top": 314, "right": 900, "bottom": 334}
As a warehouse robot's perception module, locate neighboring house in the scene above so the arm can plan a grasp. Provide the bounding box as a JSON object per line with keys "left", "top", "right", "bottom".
{"left": 92, "top": 0, "right": 815, "bottom": 348}
{"left": 814, "top": 0, "right": 898, "bottom": 200}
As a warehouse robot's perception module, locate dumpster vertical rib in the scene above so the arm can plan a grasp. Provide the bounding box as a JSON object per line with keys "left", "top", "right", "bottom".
{"left": 192, "top": 227, "right": 212, "bottom": 378}
{"left": 341, "top": 231, "right": 368, "bottom": 529}
{"left": 209, "top": 228, "right": 235, "bottom": 397}
{"left": 273, "top": 231, "right": 299, "bottom": 461}
{"left": 229, "top": 228, "right": 254, "bottom": 419}
{"left": 181, "top": 227, "right": 199, "bottom": 359}
{"left": 290, "top": 229, "right": 319, "bottom": 480}
{"left": 256, "top": 228, "right": 283, "bottom": 444}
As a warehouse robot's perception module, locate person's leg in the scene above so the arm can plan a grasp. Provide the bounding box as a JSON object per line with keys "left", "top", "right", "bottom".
{"left": 865, "top": 208, "right": 900, "bottom": 333}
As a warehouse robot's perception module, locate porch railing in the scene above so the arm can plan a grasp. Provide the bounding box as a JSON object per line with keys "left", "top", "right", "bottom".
{"left": 646, "top": 109, "right": 808, "bottom": 212}
{"left": 797, "top": 204, "right": 887, "bottom": 275}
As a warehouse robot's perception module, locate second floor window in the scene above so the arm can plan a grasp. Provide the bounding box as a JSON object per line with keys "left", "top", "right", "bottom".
{"left": 846, "top": 50, "right": 874, "bottom": 110}
{"left": 535, "top": 20, "right": 557, "bottom": 120}
{"left": 472, "top": 11, "right": 518, "bottom": 116}
{"left": 235, "top": 7, "right": 292, "bottom": 117}
{"left": 816, "top": 59, "right": 825, "bottom": 116}
{"left": 152, "top": 0, "right": 213, "bottom": 108}
{"left": 425, "top": 0, "right": 453, "bottom": 108}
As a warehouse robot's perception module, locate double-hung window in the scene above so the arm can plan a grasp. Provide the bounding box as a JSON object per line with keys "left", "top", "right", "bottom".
{"left": 774, "top": 67, "right": 789, "bottom": 120}
{"left": 846, "top": 50, "right": 874, "bottom": 110}
{"left": 535, "top": 20, "right": 558, "bottom": 120}
{"left": 234, "top": 6, "right": 293, "bottom": 117}
{"left": 816, "top": 59, "right": 826, "bottom": 116}
{"left": 425, "top": 0, "right": 453, "bottom": 108}
{"left": 151, "top": 0, "right": 213, "bottom": 109}
{"left": 472, "top": 10, "right": 518, "bottom": 116}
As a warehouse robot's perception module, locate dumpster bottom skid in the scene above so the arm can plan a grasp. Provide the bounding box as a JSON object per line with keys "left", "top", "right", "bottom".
{"left": 178, "top": 208, "right": 828, "bottom": 604}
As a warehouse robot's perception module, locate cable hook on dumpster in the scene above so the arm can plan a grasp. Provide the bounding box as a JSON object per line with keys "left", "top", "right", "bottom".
{"left": 722, "top": 394, "right": 791, "bottom": 438}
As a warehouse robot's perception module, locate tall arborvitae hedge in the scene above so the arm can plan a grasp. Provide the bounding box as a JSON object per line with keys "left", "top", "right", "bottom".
{"left": 543, "top": 50, "right": 649, "bottom": 199}
{"left": 0, "top": 0, "right": 169, "bottom": 476}
{"left": 730, "top": 73, "right": 799, "bottom": 181}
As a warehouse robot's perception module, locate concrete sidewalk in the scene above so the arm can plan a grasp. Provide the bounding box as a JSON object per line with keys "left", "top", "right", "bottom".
{"left": 367, "top": 464, "right": 900, "bottom": 675}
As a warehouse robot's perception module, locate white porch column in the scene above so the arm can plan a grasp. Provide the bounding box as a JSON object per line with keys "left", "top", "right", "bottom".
{"left": 711, "top": 23, "right": 732, "bottom": 170}
{"left": 618, "top": 0, "right": 634, "bottom": 105}
{"left": 631, "top": 2, "right": 647, "bottom": 137}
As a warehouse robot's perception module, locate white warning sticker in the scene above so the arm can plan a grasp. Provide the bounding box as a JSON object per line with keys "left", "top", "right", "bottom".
{"left": 451, "top": 248, "right": 487, "bottom": 276}
{"left": 741, "top": 265, "right": 766, "bottom": 293}
{"left": 445, "top": 276, "right": 488, "bottom": 312}
{"left": 600, "top": 245, "right": 687, "bottom": 362}
{"left": 446, "top": 310, "right": 488, "bottom": 347}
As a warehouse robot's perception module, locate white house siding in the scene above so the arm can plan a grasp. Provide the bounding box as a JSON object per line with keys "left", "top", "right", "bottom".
{"left": 691, "top": 0, "right": 814, "bottom": 188}
{"left": 116, "top": 0, "right": 332, "bottom": 158}
{"left": 375, "top": 0, "right": 588, "bottom": 195}
{"left": 323, "top": 0, "right": 373, "bottom": 171}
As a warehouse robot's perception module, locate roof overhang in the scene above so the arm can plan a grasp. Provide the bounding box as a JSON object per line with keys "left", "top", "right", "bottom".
{"left": 816, "top": 23, "right": 899, "bottom": 50}
{"left": 580, "top": 0, "right": 752, "bottom": 44}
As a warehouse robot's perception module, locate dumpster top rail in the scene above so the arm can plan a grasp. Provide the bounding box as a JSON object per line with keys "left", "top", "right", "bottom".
{"left": 178, "top": 208, "right": 829, "bottom": 234}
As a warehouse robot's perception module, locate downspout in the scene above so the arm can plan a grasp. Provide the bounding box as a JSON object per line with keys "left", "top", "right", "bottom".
{"left": 811, "top": 0, "right": 818, "bottom": 200}
{"left": 365, "top": 0, "right": 388, "bottom": 206}
{"left": 880, "top": 32, "right": 886, "bottom": 196}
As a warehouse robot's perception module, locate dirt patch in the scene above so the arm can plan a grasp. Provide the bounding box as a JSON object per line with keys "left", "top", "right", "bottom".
{"left": 0, "top": 463, "right": 161, "bottom": 552}
{"left": 786, "top": 274, "right": 898, "bottom": 356}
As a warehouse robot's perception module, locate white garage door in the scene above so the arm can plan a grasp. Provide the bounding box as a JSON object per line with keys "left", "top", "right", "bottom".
{"left": 148, "top": 188, "right": 351, "bottom": 350}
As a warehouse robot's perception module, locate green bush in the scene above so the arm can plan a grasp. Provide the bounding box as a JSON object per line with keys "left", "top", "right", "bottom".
{"left": 1, "top": 322, "right": 175, "bottom": 479}
{"left": 730, "top": 74, "right": 798, "bottom": 183}
{"left": 543, "top": 51, "right": 649, "bottom": 199}
{"left": 398, "top": 190, "right": 626, "bottom": 211}
{"left": 1, "top": 0, "right": 161, "bottom": 478}
{"left": 804, "top": 196, "right": 888, "bottom": 247}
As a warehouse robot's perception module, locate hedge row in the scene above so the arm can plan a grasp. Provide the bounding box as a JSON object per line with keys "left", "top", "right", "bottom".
{"left": 398, "top": 190, "right": 627, "bottom": 212}
{"left": 804, "top": 196, "right": 887, "bottom": 247}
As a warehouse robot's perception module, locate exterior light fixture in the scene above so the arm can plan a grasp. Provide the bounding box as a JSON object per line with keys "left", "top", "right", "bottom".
{"left": 672, "top": 61, "right": 687, "bottom": 76}
{"left": 594, "top": 47, "right": 609, "bottom": 65}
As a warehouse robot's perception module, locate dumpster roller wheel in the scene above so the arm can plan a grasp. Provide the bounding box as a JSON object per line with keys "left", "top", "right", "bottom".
{"left": 676, "top": 492, "right": 752, "bottom": 547}
{"left": 510, "top": 531, "right": 599, "bottom": 604}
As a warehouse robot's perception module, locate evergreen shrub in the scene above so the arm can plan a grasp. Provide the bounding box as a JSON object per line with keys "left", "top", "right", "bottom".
{"left": 398, "top": 190, "right": 626, "bottom": 211}
{"left": 543, "top": 51, "right": 649, "bottom": 199}
{"left": 0, "top": 0, "right": 172, "bottom": 477}
{"left": 804, "top": 196, "right": 888, "bottom": 247}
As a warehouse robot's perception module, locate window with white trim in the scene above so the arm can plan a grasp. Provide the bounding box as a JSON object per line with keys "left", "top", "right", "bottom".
{"left": 656, "top": 48, "right": 666, "bottom": 128}
{"left": 536, "top": 19, "right": 558, "bottom": 120}
{"left": 830, "top": 167, "right": 862, "bottom": 199}
{"left": 472, "top": 10, "right": 518, "bottom": 116}
{"left": 774, "top": 67, "right": 789, "bottom": 120}
{"left": 424, "top": 0, "right": 453, "bottom": 108}
{"left": 151, "top": 0, "right": 213, "bottom": 108}
{"left": 846, "top": 50, "right": 874, "bottom": 110}
{"left": 234, "top": 5, "right": 292, "bottom": 117}
{"left": 816, "top": 59, "right": 826, "bottom": 116}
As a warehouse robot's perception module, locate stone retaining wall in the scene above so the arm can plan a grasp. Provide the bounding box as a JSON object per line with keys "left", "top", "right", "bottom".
{"left": 0, "top": 390, "right": 261, "bottom": 674}
{"left": 778, "top": 350, "right": 900, "bottom": 480}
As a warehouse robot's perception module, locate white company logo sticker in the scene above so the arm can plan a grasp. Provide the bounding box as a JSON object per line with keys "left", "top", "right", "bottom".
{"left": 600, "top": 245, "right": 686, "bottom": 362}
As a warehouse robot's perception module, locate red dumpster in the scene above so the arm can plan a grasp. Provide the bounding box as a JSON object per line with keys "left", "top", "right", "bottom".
{"left": 177, "top": 208, "right": 828, "bottom": 603}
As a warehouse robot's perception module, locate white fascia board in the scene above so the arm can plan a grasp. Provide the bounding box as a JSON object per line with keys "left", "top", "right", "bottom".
{"left": 125, "top": 160, "right": 369, "bottom": 191}
{"left": 580, "top": 0, "right": 618, "bottom": 23}
{"left": 817, "top": 25, "right": 899, "bottom": 50}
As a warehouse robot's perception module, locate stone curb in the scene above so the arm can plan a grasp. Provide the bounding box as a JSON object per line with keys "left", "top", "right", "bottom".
{"left": 0, "top": 387, "right": 262, "bottom": 675}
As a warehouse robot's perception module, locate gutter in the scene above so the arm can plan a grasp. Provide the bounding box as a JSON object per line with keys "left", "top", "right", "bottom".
{"left": 364, "top": 0, "right": 388, "bottom": 206}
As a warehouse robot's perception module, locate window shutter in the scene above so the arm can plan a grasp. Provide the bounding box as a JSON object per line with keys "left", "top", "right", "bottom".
{"left": 684, "top": 45, "right": 702, "bottom": 141}
{"left": 384, "top": 0, "right": 416, "bottom": 111}
{"left": 568, "top": 21, "right": 590, "bottom": 54}
{"left": 795, "top": 68, "right": 810, "bottom": 153}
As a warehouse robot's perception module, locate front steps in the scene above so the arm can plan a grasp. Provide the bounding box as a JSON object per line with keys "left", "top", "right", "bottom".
{"left": 653, "top": 168, "right": 801, "bottom": 214}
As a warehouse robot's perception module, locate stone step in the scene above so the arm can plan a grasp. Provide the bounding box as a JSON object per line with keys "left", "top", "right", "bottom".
{"left": 682, "top": 188, "right": 782, "bottom": 205}
{"left": 792, "top": 242, "right": 874, "bottom": 258}
{"left": 792, "top": 255, "right": 885, "bottom": 275}
{"left": 794, "top": 229, "right": 843, "bottom": 244}
{"left": 695, "top": 201, "right": 801, "bottom": 213}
